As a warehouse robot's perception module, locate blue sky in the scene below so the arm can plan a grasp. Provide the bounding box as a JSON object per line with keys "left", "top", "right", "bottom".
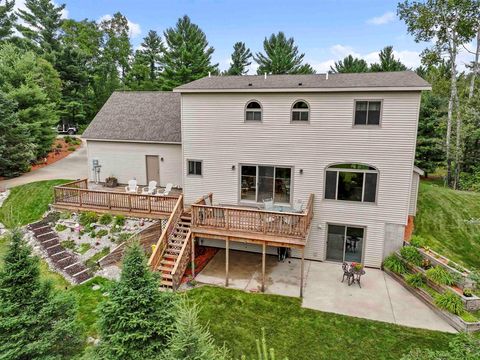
{"left": 16, "top": 0, "right": 475, "bottom": 72}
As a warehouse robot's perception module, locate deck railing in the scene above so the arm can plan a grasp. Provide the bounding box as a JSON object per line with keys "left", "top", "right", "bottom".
{"left": 191, "top": 194, "right": 314, "bottom": 240}
{"left": 148, "top": 195, "right": 184, "bottom": 270}
{"left": 53, "top": 179, "right": 179, "bottom": 215}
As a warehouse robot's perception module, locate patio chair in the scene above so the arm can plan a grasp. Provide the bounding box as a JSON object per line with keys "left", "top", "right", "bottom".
{"left": 158, "top": 183, "right": 173, "bottom": 196}
{"left": 263, "top": 198, "right": 274, "bottom": 211}
{"left": 293, "top": 199, "right": 304, "bottom": 213}
{"left": 141, "top": 181, "right": 157, "bottom": 195}
{"left": 125, "top": 179, "right": 138, "bottom": 193}
{"left": 341, "top": 262, "right": 353, "bottom": 284}
{"left": 203, "top": 194, "right": 212, "bottom": 206}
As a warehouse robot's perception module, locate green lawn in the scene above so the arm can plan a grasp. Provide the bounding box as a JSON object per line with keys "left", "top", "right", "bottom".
{"left": 0, "top": 179, "right": 70, "bottom": 228}
{"left": 415, "top": 180, "right": 480, "bottom": 270}
{"left": 188, "top": 286, "right": 453, "bottom": 360}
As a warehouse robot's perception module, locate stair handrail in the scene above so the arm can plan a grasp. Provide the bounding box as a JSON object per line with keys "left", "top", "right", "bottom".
{"left": 171, "top": 229, "right": 192, "bottom": 288}
{"left": 148, "top": 194, "right": 183, "bottom": 269}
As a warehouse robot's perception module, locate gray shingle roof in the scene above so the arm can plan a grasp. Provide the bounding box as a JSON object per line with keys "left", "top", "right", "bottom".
{"left": 174, "top": 71, "right": 431, "bottom": 92}
{"left": 82, "top": 91, "right": 181, "bottom": 143}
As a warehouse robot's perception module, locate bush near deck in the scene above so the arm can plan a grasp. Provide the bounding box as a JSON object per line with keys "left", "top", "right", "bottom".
{"left": 415, "top": 181, "right": 480, "bottom": 270}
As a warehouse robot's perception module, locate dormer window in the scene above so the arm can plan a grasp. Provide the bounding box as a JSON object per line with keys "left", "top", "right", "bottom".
{"left": 292, "top": 100, "right": 309, "bottom": 122}
{"left": 245, "top": 101, "right": 262, "bottom": 121}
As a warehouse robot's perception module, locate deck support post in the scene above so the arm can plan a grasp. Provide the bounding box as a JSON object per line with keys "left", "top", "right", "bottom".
{"left": 300, "top": 247, "right": 305, "bottom": 298}
{"left": 191, "top": 235, "right": 195, "bottom": 278}
{"left": 225, "top": 237, "right": 229, "bottom": 287}
{"left": 261, "top": 243, "right": 266, "bottom": 292}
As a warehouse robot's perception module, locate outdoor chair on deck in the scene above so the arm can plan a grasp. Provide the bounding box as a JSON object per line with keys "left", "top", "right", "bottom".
{"left": 263, "top": 199, "right": 276, "bottom": 229}
{"left": 158, "top": 183, "right": 173, "bottom": 196}
{"left": 141, "top": 181, "right": 157, "bottom": 195}
{"left": 125, "top": 180, "right": 138, "bottom": 193}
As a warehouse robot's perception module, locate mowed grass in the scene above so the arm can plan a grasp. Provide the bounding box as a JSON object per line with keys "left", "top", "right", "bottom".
{"left": 415, "top": 180, "right": 480, "bottom": 270}
{"left": 188, "top": 286, "right": 453, "bottom": 360}
{"left": 0, "top": 179, "right": 71, "bottom": 228}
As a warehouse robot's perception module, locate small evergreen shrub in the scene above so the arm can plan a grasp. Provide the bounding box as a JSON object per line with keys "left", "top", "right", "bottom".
{"left": 99, "top": 213, "right": 113, "bottom": 225}
{"left": 463, "top": 288, "right": 473, "bottom": 297}
{"left": 96, "top": 229, "right": 108, "bottom": 238}
{"left": 113, "top": 215, "right": 126, "bottom": 227}
{"left": 117, "top": 232, "right": 133, "bottom": 243}
{"left": 426, "top": 266, "right": 455, "bottom": 286}
{"left": 61, "top": 240, "right": 75, "bottom": 250}
{"left": 79, "top": 211, "right": 98, "bottom": 226}
{"left": 55, "top": 224, "right": 67, "bottom": 232}
{"left": 409, "top": 235, "right": 426, "bottom": 248}
{"left": 67, "top": 146, "right": 75, "bottom": 151}
{"left": 383, "top": 255, "right": 407, "bottom": 274}
{"left": 400, "top": 245, "right": 423, "bottom": 266}
{"left": 435, "top": 291, "right": 464, "bottom": 315}
{"left": 405, "top": 273, "right": 425, "bottom": 288}
{"left": 55, "top": 143, "right": 62, "bottom": 149}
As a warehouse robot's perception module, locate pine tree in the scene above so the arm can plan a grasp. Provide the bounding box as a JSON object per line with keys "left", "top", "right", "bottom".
{"left": 15, "top": 0, "right": 66, "bottom": 55}
{"left": 140, "top": 30, "right": 165, "bottom": 83}
{"left": 225, "top": 42, "right": 252, "bottom": 75}
{"left": 330, "top": 55, "right": 369, "bottom": 73}
{"left": 100, "top": 12, "right": 133, "bottom": 81}
{"left": 0, "top": 92, "right": 35, "bottom": 177}
{"left": 0, "top": 230, "right": 84, "bottom": 359}
{"left": 162, "top": 15, "right": 218, "bottom": 90}
{"left": 0, "top": 0, "right": 16, "bottom": 41}
{"left": 164, "top": 298, "right": 230, "bottom": 360}
{"left": 0, "top": 44, "right": 61, "bottom": 158}
{"left": 370, "top": 46, "right": 408, "bottom": 72}
{"left": 95, "top": 244, "right": 177, "bottom": 360}
{"left": 254, "top": 32, "right": 315, "bottom": 75}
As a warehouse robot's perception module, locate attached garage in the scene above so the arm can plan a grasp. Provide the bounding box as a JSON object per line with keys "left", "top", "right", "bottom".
{"left": 82, "top": 91, "right": 183, "bottom": 187}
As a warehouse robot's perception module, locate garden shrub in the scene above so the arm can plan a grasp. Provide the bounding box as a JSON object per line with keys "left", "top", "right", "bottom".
{"left": 67, "top": 146, "right": 75, "bottom": 151}
{"left": 61, "top": 240, "right": 75, "bottom": 250}
{"left": 426, "top": 266, "right": 455, "bottom": 286}
{"left": 79, "top": 211, "right": 98, "bottom": 226}
{"left": 459, "top": 166, "right": 480, "bottom": 192}
{"left": 64, "top": 135, "right": 72, "bottom": 143}
{"left": 117, "top": 232, "right": 133, "bottom": 242}
{"left": 409, "top": 235, "right": 426, "bottom": 248}
{"left": 400, "top": 245, "right": 423, "bottom": 266}
{"left": 434, "top": 291, "right": 464, "bottom": 315}
{"left": 99, "top": 213, "right": 113, "bottom": 225}
{"left": 405, "top": 273, "right": 424, "bottom": 288}
{"left": 383, "top": 255, "right": 407, "bottom": 274}
{"left": 77, "top": 243, "right": 91, "bottom": 254}
{"left": 55, "top": 143, "right": 62, "bottom": 149}
{"left": 114, "top": 215, "right": 126, "bottom": 227}
{"left": 96, "top": 229, "right": 108, "bottom": 238}
{"left": 59, "top": 211, "right": 71, "bottom": 220}
{"left": 55, "top": 224, "right": 67, "bottom": 232}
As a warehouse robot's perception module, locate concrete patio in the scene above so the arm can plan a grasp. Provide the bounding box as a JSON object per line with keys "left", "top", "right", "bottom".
{"left": 195, "top": 249, "right": 456, "bottom": 333}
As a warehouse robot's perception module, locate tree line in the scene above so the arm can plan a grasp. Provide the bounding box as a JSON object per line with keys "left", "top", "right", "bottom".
{"left": 1, "top": 0, "right": 480, "bottom": 191}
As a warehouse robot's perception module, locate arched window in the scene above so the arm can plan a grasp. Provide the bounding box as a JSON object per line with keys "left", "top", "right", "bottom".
{"left": 291, "top": 100, "right": 309, "bottom": 121}
{"left": 325, "top": 163, "right": 378, "bottom": 203}
{"left": 245, "top": 100, "right": 262, "bottom": 121}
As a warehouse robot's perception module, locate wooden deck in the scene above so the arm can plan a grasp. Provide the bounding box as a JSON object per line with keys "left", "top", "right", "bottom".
{"left": 190, "top": 193, "right": 314, "bottom": 249}
{"left": 53, "top": 179, "right": 180, "bottom": 219}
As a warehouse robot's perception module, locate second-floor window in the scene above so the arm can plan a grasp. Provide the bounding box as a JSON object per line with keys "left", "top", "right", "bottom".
{"left": 292, "top": 100, "right": 309, "bottom": 122}
{"left": 324, "top": 163, "right": 378, "bottom": 203}
{"left": 245, "top": 100, "right": 262, "bottom": 121}
{"left": 354, "top": 100, "right": 381, "bottom": 125}
{"left": 187, "top": 160, "right": 202, "bottom": 176}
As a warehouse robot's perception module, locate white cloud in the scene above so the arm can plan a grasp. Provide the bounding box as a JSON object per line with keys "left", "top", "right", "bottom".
{"left": 367, "top": 12, "right": 396, "bottom": 25}
{"left": 98, "top": 14, "right": 142, "bottom": 39}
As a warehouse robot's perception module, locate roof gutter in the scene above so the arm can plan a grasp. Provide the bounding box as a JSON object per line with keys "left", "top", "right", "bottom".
{"left": 173, "top": 86, "right": 432, "bottom": 93}
{"left": 82, "top": 138, "right": 182, "bottom": 145}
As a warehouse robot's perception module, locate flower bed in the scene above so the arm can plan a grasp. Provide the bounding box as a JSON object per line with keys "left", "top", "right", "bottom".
{"left": 383, "top": 247, "right": 480, "bottom": 332}
{"left": 52, "top": 211, "right": 156, "bottom": 274}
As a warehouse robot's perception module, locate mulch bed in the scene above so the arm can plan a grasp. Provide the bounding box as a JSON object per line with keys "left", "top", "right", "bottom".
{"left": 30, "top": 138, "right": 81, "bottom": 172}
{"left": 182, "top": 246, "right": 219, "bottom": 284}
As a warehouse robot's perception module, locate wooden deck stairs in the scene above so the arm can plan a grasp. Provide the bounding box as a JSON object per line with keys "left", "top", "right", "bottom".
{"left": 148, "top": 195, "right": 193, "bottom": 290}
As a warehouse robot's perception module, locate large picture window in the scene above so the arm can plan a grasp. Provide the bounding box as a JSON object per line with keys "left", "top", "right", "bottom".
{"left": 240, "top": 165, "right": 292, "bottom": 203}
{"left": 324, "top": 163, "right": 378, "bottom": 203}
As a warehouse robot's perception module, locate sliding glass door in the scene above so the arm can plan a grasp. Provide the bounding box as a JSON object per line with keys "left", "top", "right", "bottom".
{"left": 240, "top": 165, "right": 292, "bottom": 204}
{"left": 326, "top": 224, "right": 364, "bottom": 263}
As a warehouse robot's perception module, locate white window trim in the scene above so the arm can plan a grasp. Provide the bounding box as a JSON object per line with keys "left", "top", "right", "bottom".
{"left": 291, "top": 100, "right": 310, "bottom": 123}
{"left": 245, "top": 100, "right": 263, "bottom": 122}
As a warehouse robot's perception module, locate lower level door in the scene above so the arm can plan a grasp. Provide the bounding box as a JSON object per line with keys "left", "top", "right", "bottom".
{"left": 145, "top": 155, "right": 160, "bottom": 184}
{"left": 326, "top": 224, "right": 364, "bottom": 263}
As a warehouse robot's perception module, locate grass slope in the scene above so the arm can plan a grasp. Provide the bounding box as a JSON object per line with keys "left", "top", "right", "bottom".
{"left": 415, "top": 180, "right": 480, "bottom": 270}
{"left": 0, "top": 179, "right": 70, "bottom": 228}
{"left": 188, "top": 286, "right": 452, "bottom": 360}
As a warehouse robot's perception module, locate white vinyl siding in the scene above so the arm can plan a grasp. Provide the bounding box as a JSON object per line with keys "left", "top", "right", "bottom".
{"left": 409, "top": 171, "right": 420, "bottom": 215}
{"left": 181, "top": 91, "right": 421, "bottom": 268}
{"left": 86, "top": 140, "right": 183, "bottom": 187}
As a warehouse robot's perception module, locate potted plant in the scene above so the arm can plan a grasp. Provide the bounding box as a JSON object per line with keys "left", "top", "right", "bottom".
{"left": 105, "top": 176, "right": 118, "bottom": 188}
{"left": 351, "top": 262, "right": 364, "bottom": 272}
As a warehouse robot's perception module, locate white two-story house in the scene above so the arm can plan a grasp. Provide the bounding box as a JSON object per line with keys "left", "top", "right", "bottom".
{"left": 83, "top": 71, "right": 429, "bottom": 272}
